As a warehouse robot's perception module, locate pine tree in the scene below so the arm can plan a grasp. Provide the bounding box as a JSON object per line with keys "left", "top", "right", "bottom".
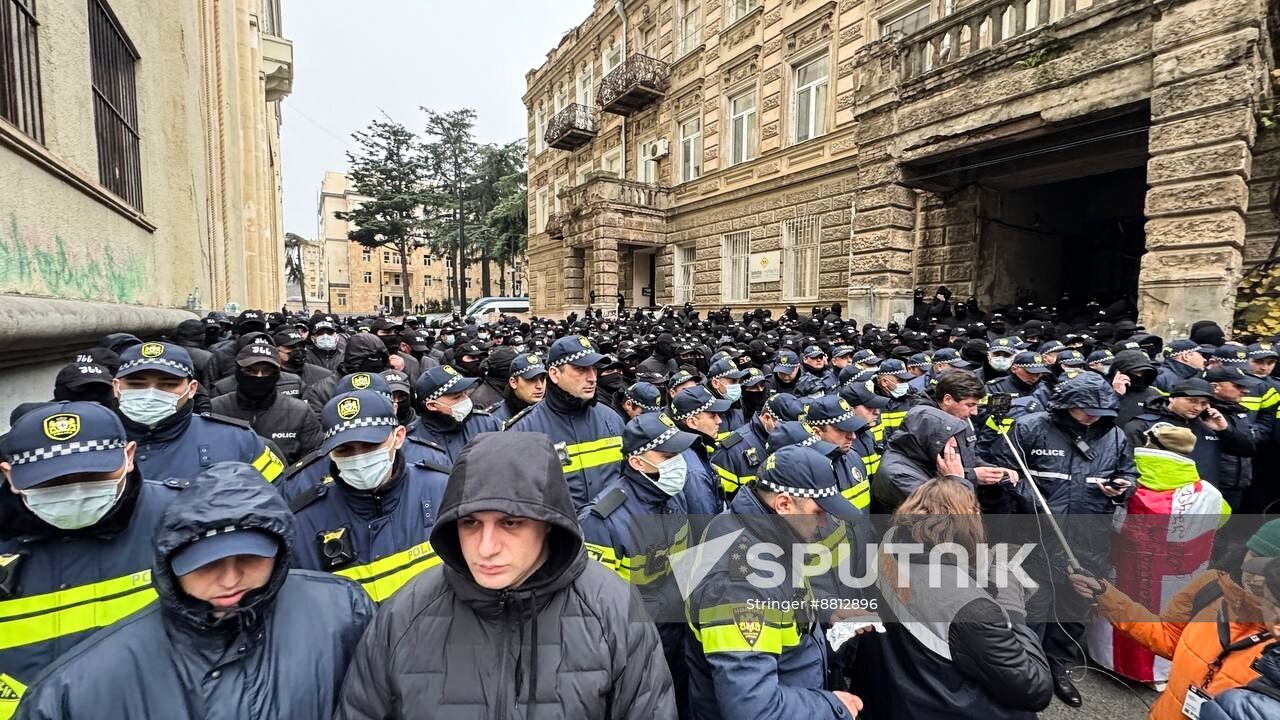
{"left": 421, "top": 108, "right": 481, "bottom": 308}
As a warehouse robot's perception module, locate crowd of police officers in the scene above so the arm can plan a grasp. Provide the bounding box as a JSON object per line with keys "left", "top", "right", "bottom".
{"left": 2, "top": 288, "right": 1280, "bottom": 719}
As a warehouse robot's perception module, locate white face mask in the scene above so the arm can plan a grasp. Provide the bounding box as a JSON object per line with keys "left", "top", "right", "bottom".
{"left": 443, "top": 397, "right": 473, "bottom": 423}
{"left": 890, "top": 383, "right": 910, "bottom": 399}
{"left": 723, "top": 383, "right": 743, "bottom": 403}
{"left": 314, "top": 335, "right": 338, "bottom": 351}
{"left": 118, "top": 386, "right": 186, "bottom": 426}
{"left": 332, "top": 442, "right": 395, "bottom": 491}
{"left": 989, "top": 356, "right": 1014, "bottom": 372}
{"left": 21, "top": 472, "right": 125, "bottom": 530}
{"left": 639, "top": 454, "right": 688, "bottom": 496}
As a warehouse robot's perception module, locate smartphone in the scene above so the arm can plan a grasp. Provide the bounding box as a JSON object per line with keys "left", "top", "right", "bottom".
{"left": 988, "top": 393, "right": 1013, "bottom": 418}
{"left": 1199, "top": 410, "right": 1212, "bottom": 421}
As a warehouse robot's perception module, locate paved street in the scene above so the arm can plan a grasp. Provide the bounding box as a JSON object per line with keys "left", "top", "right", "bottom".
{"left": 1039, "top": 668, "right": 1160, "bottom": 720}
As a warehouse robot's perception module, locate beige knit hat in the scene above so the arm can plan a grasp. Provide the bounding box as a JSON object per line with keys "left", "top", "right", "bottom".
{"left": 1145, "top": 422, "right": 1196, "bottom": 456}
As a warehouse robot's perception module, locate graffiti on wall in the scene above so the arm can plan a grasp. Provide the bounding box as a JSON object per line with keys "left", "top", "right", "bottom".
{"left": 0, "top": 214, "right": 149, "bottom": 304}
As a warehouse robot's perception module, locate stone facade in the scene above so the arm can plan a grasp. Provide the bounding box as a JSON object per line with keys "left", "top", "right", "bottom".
{"left": 524, "top": 0, "right": 1278, "bottom": 332}
{"left": 317, "top": 172, "right": 506, "bottom": 314}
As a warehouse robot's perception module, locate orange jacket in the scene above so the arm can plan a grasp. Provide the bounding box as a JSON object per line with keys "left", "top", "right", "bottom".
{"left": 1097, "top": 570, "right": 1268, "bottom": 720}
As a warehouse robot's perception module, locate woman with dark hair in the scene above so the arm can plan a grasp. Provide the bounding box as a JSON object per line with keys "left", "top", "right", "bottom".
{"left": 851, "top": 477, "right": 1052, "bottom": 719}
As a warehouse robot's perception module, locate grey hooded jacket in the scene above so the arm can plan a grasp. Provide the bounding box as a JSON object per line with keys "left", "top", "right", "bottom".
{"left": 334, "top": 431, "right": 677, "bottom": 720}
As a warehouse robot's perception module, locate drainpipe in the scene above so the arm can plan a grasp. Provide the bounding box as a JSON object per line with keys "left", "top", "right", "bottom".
{"left": 615, "top": 0, "right": 627, "bottom": 178}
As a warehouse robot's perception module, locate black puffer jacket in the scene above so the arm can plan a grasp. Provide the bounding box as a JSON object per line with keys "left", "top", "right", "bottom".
{"left": 15, "top": 462, "right": 375, "bottom": 720}
{"left": 1110, "top": 350, "right": 1162, "bottom": 425}
{"left": 872, "top": 405, "right": 1016, "bottom": 514}
{"left": 335, "top": 432, "right": 676, "bottom": 720}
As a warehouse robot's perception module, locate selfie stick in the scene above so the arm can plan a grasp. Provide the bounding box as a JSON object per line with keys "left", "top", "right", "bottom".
{"left": 993, "top": 407, "right": 1084, "bottom": 573}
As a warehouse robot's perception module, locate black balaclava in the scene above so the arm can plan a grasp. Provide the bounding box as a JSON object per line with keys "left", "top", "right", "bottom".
{"left": 235, "top": 368, "right": 279, "bottom": 408}
{"left": 280, "top": 344, "right": 307, "bottom": 373}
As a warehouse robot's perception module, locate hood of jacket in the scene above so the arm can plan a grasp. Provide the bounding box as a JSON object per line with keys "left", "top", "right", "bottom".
{"left": 429, "top": 432, "right": 586, "bottom": 619}
{"left": 887, "top": 405, "right": 968, "bottom": 468}
{"left": 1112, "top": 349, "right": 1157, "bottom": 385}
{"left": 1048, "top": 371, "right": 1120, "bottom": 414}
{"left": 341, "top": 333, "right": 389, "bottom": 374}
{"left": 152, "top": 462, "right": 295, "bottom": 635}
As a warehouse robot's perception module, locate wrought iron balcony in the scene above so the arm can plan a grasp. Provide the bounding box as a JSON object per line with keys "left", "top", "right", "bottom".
{"left": 598, "top": 54, "right": 670, "bottom": 117}
{"left": 545, "top": 104, "right": 598, "bottom": 151}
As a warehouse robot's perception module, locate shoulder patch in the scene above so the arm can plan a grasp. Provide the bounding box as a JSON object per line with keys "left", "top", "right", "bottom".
{"left": 719, "top": 432, "right": 743, "bottom": 449}
{"left": 501, "top": 404, "right": 536, "bottom": 431}
{"left": 413, "top": 459, "right": 452, "bottom": 476}
{"left": 589, "top": 487, "right": 627, "bottom": 519}
{"left": 199, "top": 412, "right": 253, "bottom": 430}
{"left": 288, "top": 483, "right": 328, "bottom": 514}
{"left": 404, "top": 435, "right": 447, "bottom": 452}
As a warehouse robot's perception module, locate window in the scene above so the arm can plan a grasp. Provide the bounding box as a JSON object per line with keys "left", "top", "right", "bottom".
{"left": 464, "top": 278, "right": 472, "bottom": 290}
{"left": 640, "top": 25, "right": 658, "bottom": 58}
{"left": 679, "top": 116, "right": 701, "bottom": 183}
{"left": 639, "top": 139, "right": 658, "bottom": 184}
{"left": 721, "top": 232, "right": 750, "bottom": 302}
{"left": 602, "top": 148, "right": 622, "bottom": 177}
{"left": 729, "top": 0, "right": 760, "bottom": 23}
{"left": 424, "top": 275, "right": 432, "bottom": 287}
{"left": 674, "top": 244, "right": 696, "bottom": 304}
{"left": 880, "top": 4, "right": 931, "bottom": 37}
{"left": 337, "top": 293, "right": 347, "bottom": 307}
{"left": 390, "top": 273, "right": 402, "bottom": 286}
{"left": 423, "top": 255, "right": 431, "bottom": 266}
{"left": 534, "top": 104, "right": 546, "bottom": 153}
{"left": 577, "top": 65, "right": 593, "bottom": 107}
{"left": 362, "top": 271, "right": 372, "bottom": 284}
{"left": 727, "top": 90, "right": 757, "bottom": 165}
{"left": 554, "top": 176, "right": 569, "bottom": 212}
{"left": 678, "top": 0, "right": 701, "bottom": 57}
{"left": 554, "top": 83, "right": 568, "bottom": 113}
{"left": 602, "top": 38, "right": 623, "bottom": 73}
{"left": 576, "top": 164, "right": 591, "bottom": 186}
{"left": 782, "top": 214, "right": 820, "bottom": 299}
{"left": 383, "top": 251, "right": 390, "bottom": 263}
{"left": 792, "top": 56, "right": 829, "bottom": 144}
{"left": 0, "top": 0, "right": 43, "bottom": 142}
{"left": 535, "top": 187, "right": 549, "bottom": 232}
{"left": 89, "top": 0, "right": 143, "bottom": 210}
{"left": 361, "top": 249, "right": 371, "bottom": 262}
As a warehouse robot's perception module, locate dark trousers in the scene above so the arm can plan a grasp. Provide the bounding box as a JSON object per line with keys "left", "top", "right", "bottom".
{"left": 1023, "top": 539, "right": 1092, "bottom": 673}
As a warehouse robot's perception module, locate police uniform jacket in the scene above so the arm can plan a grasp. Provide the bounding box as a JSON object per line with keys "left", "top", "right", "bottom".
{"left": 0, "top": 474, "right": 177, "bottom": 712}
{"left": 709, "top": 415, "right": 769, "bottom": 497}
{"left": 210, "top": 392, "right": 322, "bottom": 464}
{"left": 119, "top": 404, "right": 284, "bottom": 485}
{"left": 684, "top": 486, "right": 851, "bottom": 720}
{"left": 503, "top": 383, "right": 625, "bottom": 510}
{"left": 290, "top": 454, "right": 450, "bottom": 603}
{"left": 408, "top": 409, "right": 500, "bottom": 463}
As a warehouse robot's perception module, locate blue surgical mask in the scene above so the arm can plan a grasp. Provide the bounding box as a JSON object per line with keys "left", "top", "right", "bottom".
{"left": 332, "top": 443, "right": 395, "bottom": 491}
{"left": 723, "top": 384, "right": 743, "bottom": 403}
{"left": 890, "top": 383, "right": 910, "bottom": 399}
{"left": 640, "top": 454, "right": 688, "bottom": 496}
{"left": 118, "top": 387, "right": 186, "bottom": 426}
{"left": 989, "top": 356, "right": 1014, "bottom": 372}
{"left": 21, "top": 471, "right": 126, "bottom": 530}
{"left": 315, "top": 334, "right": 338, "bottom": 351}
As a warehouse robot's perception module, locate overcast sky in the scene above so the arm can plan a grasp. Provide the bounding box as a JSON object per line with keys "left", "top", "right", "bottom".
{"left": 279, "top": 0, "right": 592, "bottom": 238}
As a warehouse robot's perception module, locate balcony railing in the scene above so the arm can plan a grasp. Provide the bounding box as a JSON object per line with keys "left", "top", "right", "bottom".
{"left": 899, "top": 0, "right": 1098, "bottom": 80}
{"left": 545, "top": 103, "right": 598, "bottom": 151}
{"left": 598, "top": 54, "right": 670, "bottom": 117}
{"left": 562, "top": 174, "right": 669, "bottom": 218}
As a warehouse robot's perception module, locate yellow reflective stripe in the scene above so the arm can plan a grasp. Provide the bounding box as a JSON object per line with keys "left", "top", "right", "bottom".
{"left": 716, "top": 430, "right": 733, "bottom": 442}
{"left": 842, "top": 479, "right": 871, "bottom": 509}
{"left": 563, "top": 437, "right": 623, "bottom": 473}
{"left": 1260, "top": 388, "right": 1280, "bottom": 410}
{"left": 984, "top": 416, "right": 1013, "bottom": 434}
{"left": 880, "top": 411, "right": 907, "bottom": 430}
{"left": 871, "top": 423, "right": 885, "bottom": 442}
{"left": 861, "top": 452, "right": 881, "bottom": 475}
{"left": 585, "top": 542, "right": 628, "bottom": 582}
{"left": 0, "top": 571, "right": 156, "bottom": 651}
{"left": 713, "top": 463, "right": 754, "bottom": 493}
{"left": 333, "top": 541, "right": 440, "bottom": 603}
{"left": 692, "top": 604, "right": 802, "bottom": 654}
{"left": 253, "top": 445, "right": 285, "bottom": 483}
{"left": 0, "top": 673, "right": 26, "bottom": 720}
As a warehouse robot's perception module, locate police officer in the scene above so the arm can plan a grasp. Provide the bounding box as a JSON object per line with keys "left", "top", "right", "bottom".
{"left": 51, "top": 361, "right": 115, "bottom": 408}
{"left": 870, "top": 358, "right": 920, "bottom": 438}
{"left": 837, "top": 382, "right": 891, "bottom": 476}
{"left": 467, "top": 346, "right": 515, "bottom": 413}
{"left": 210, "top": 344, "right": 323, "bottom": 464}
{"left": 504, "top": 335, "right": 625, "bottom": 510}
{"left": 378, "top": 369, "right": 415, "bottom": 426}
{"left": 209, "top": 335, "right": 307, "bottom": 401}
{"left": 409, "top": 366, "right": 501, "bottom": 462}
{"left": 490, "top": 352, "right": 547, "bottom": 424}
{"left": 705, "top": 358, "right": 748, "bottom": 439}
{"left": 580, "top": 411, "right": 695, "bottom": 717}
{"left": 796, "top": 345, "right": 837, "bottom": 397}
{"left": 289, "top": 391, "right": 451, "bottom": 603}
{"left": 669, "top": 385, "right": 731, "bottom": 516}
{"left": 710, "top": 393, "right": 801, "bottom": 499}
{"left": 618, "top": 381, "right": 664, "bottom": 420}
{"left": 768, "top": 350, "right": 804, "bottom": 394}
{"left": 0, "top": 402, "right": 179, "bottom": 715}
{"left": 306, "top": 317, "right": 345, "bottom": 373}
{"left": 274, "top": 328, "right": 337, "bottom": 414}
{"left": 804, "top": 395, "right": 874, "bottom": 514}
{"left": 685, "top": 445, "right": 864, "bottom": 720}
{"left": 112, "top": 342, "right": 284, "bottom": 484}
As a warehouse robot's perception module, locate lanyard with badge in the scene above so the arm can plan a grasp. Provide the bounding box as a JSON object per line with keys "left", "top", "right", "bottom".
{"left": 1183, "top": 603, "right": 1272, "bottom": 718}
